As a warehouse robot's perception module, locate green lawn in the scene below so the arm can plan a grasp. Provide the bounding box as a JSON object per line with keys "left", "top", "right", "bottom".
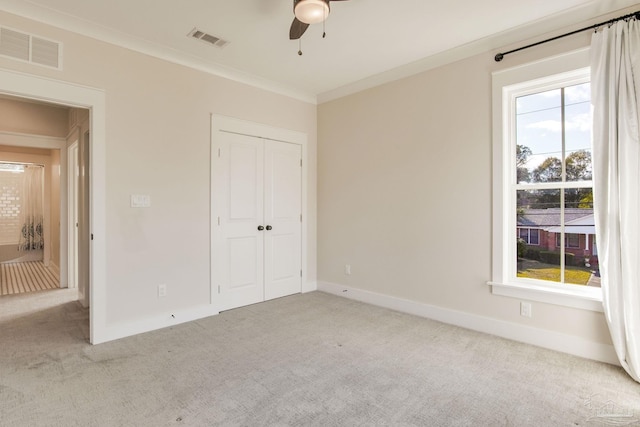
{"left": 517, "top": 259, "right": 593, "bottom": 285}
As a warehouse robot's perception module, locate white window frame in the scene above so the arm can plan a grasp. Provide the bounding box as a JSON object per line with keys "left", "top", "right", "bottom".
{"left": 489, "top": 48, "right": 602, "bottom": 312}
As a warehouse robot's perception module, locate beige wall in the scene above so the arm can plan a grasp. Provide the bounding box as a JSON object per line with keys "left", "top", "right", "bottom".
{"left": 0, "top": 11, "right": 317, "bottom": 327}
{"left": 318, "top": 23, "right": 611, "bottom": 346}
{"left": 0, "top": 97, "right": 69, "bottom": 137}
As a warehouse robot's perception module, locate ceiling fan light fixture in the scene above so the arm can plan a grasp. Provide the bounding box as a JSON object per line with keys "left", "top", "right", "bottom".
{"left": 294, "top": 0, "right": 329, "bottom": 25}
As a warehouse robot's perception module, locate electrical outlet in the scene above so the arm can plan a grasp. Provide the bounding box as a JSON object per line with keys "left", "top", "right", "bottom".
{"left": 158, "top": 284, "right": 167, "bottom": 297}
{"left": 520, "top": 302, "right": 532, "bottom": 318}
{"left": 344, "top": 264, "right": 351, "bottom": 275}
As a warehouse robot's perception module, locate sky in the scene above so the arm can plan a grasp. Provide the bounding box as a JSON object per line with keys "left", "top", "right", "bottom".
{"left": 515, "top": 82, "right": 592, "bottom": 183}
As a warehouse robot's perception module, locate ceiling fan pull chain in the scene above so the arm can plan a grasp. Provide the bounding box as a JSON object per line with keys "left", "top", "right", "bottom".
{"left": 298, "top": 38, "right": 303, "bottom": 56}
{"left": 323, "top": 7, "right": 327, "bottom": 38}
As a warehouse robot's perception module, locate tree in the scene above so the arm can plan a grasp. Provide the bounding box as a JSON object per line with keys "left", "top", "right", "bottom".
{"left": 516, "top": 145, "right": 532, "bottom": 183}
{"left": 530, "top": 150, "right": 592, "bottom": 183}
{"left": 532, "top": 157, "right": 562, "bottom": 182}
{"left": 527, "top": 149, "right": 593, "bottom": 210}
{"left": 578, "top": 192, "right": 593, "bottom": 209}
{"left": 565, "top": 150, "right": 592, "bottom": 181}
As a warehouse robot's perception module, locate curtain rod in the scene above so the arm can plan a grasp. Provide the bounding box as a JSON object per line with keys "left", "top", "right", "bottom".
{"left": 494, "top": 10, "right": 640, "bottom": 62}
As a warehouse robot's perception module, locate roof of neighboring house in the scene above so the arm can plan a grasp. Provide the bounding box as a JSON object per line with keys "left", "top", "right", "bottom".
{"left": 517, "top": 208, "right": 594, "bottom": 228}
{"left": 545, "top": 213, "right": 595, "bottom": 234}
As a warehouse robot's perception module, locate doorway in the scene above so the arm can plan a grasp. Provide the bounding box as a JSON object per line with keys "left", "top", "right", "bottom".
{"left": 0, "top": 101, "right": 90, "bottom": 302}
{"left": 0, "top": 69, "right": 106, "bottom": 343}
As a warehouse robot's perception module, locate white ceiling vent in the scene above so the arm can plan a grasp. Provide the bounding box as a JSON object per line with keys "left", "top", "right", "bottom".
{"left": 0, "top": 26, "right": 62, "bottom": 70}
{"left": 188, "top": 28, "right": 229, "bottom": 49}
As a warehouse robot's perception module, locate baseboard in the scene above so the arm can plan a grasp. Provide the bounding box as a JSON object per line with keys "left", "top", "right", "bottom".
{"left": 317, "top": 281, "right": 619, "bottom": 366}
{"left": 94, "top": 304, "right": 219, "bottom": 344}
{"left": 302, "top": 280, "right": 317, "bottom": 293}
{"left": 96, "top": 282, "right": 318, "bottom": 344}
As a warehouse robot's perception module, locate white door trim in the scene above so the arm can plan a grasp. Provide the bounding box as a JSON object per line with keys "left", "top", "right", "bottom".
{"left": 67, "top": 140, "right": 79, "bottom": 289}
{"left": 210, "top": 114, "right": 308, "bottom": 311}
{"left": 0, "top": 68, "right": 107, "bottom": 344}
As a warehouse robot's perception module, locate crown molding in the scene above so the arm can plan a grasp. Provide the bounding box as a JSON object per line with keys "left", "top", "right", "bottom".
{"left": 317, "top": 2, "right": 638, "bottom": 103}
{"left": 0, "top": 0, "right": 318, "bottom": 104}
{"left": 2, "top": 1, "right": 636, "bottom": 106}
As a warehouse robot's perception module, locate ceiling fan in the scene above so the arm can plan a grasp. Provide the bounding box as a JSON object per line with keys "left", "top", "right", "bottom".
{"left": 289, "top": 0, "right": 350, "bottom": 40}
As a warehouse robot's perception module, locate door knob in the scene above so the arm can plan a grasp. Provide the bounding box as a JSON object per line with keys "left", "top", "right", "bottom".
{"left": 266, "top": 225, "right": 272, "bottom": 231}
{"left": 257, "top": 225, "right": 264, "bottom": 231}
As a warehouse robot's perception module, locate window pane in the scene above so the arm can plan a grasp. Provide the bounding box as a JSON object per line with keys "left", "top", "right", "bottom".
{"left": 517, "top": 189, "right": 561, "bottom": 284}
{"left": 565, "top": 187, "right": 593, "bottom": 210}
{"left": 529, "top": 229, "right": 540, "bottom": 245}
{"left": 567, "top": 234, "right": 580, "bottom": 248}
{"left": 518, "top": 228, "right": 528, "bottom": 241}
{"left": 565, "top": 83, "right": 592, "bottom": 182}
{"left": 516, "top": 89, "right": 562, "bottom": 184}
{"left": 563, "top": 188, "right": 596, "bottom": 286}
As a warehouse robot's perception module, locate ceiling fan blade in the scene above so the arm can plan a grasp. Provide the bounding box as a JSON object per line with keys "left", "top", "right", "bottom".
{"left": 289, "top": 17, "right": 309, "bottom": 40}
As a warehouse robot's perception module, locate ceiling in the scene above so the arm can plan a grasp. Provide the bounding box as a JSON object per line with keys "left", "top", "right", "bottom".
{"left": 0, "top": 0, "right": 638, "bottom": 103}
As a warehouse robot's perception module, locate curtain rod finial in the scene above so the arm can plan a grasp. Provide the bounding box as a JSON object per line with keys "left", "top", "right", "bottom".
{"left": 495, "top": 53, "right": 504, "bottom": 62}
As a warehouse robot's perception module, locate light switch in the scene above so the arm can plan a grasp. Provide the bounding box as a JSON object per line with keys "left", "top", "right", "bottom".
{"left": 131, "top": 194, "right": 151, "bottom": 208}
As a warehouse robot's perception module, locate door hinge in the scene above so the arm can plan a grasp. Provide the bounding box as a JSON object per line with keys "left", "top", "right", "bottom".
{"left": 218, "top": 285, "right": 220, "bottom": 294}
{"left": 300, "top": 214, "right": 302, "bottom": 222}
{"left": 91, "top": 234, "right": 94, "bottom": 241}
{"left": 300, "top": 158, "right": 302, "bottom": 167}
{"left": 300, "top": 270, "right": 302, "bottom": 277}
{"left": 217, "top": 216, "right": 220, "bottom": 226}
{"left": 218, "top": 148, "right": 221, "bottom": 158}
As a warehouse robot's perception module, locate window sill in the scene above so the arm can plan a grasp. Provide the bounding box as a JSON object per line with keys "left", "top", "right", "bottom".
{"left": 487, "top": 281, "right": 603, "bottom": 312}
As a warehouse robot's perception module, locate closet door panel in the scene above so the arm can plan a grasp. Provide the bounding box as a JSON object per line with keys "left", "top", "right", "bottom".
{"left": 263, "top": 140, "right": 302, "bottom": 300}
{"left": 214, "top": 132, "right": 264, "bottom": 310}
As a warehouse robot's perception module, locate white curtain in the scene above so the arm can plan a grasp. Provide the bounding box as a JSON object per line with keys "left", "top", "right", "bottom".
{"left": 18, "top": 165, "right": 44, "bottom": 252}
{"left": 591, "top": 18, "right": 640, "bottom": 382}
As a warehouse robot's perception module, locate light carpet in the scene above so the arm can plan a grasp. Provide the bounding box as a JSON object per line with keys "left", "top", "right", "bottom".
{"left": 0, "top": 289, "right": 639, "bottom": 426}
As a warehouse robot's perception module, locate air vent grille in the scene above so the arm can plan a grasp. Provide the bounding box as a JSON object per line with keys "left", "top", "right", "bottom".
{"left": 0, "top": 26, "right": 61, "bottom": 69}
{"left": 188, "top": 28, "right": 229, "bottom": 48}
{"left": 32, "top": 37, "right": 60, "bottom": 68}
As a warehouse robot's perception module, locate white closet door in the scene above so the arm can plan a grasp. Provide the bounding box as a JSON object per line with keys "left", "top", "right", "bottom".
{"left": 215, "top": 132, "right": 264, "bottom": 310}
{"left": 263, "top": 140, "right": 302, "bottom": 300}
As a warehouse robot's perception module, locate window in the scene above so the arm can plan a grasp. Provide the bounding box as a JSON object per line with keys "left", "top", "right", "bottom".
{"left": 556, "top": 233, "right": 580, "bottom": 249}
{"left": 490, "top": 49, "right": 602, "bottom": 311}
{"left": 518, "top": 227, "right": 539, "bottom": 245}
{"left": 514, "top": 79, "right": 594, "bottom": 286}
